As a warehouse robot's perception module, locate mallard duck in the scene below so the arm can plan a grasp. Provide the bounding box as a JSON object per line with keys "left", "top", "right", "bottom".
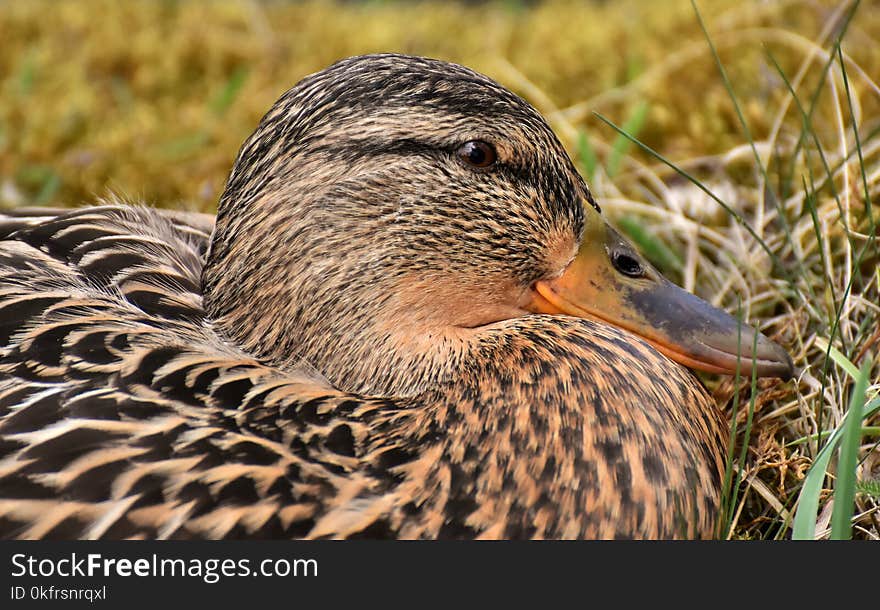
{"left": 0, "top": 54, "right": 792, "bottom": 540}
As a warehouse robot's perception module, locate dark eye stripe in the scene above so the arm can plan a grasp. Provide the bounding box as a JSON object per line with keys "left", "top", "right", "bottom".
{"left": 311, "top": 138, "right": 437, "bottom": 160}
{"left": 310, "top": 138, "right": 584, "bottom": 218}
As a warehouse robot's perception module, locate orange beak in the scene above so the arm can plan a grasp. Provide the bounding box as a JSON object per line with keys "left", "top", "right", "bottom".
{"left": 526, "top": 209, "right": 793, "bottom": 379}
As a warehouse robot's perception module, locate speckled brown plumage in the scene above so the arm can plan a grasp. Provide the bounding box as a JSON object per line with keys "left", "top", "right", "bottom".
{"left": 0, "top": 55, "right": 751, "bottom": 539}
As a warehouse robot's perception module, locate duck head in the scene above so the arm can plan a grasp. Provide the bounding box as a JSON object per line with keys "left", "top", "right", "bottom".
{"left": 203, "top": 54, "right": 792, "bottom": 395}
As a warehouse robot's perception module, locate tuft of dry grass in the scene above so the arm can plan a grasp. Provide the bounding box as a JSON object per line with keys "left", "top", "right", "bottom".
{"left": 1, "top": 0, "right": 878, "bottom": 539}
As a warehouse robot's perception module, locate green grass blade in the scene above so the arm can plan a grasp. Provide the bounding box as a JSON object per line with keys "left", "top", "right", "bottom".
{"left": 725, "top": 328, "right": 761, "bottom": 537}
{"left": 792, "top": 355, "right": 878, "bottom": 539}
{"left": 577, "top": 131, "right": 598, "bottom": 183}
{"left": 606, "top": 101, "right": 648, "bottom": 178}
{"left": 856, "top": 479, "right": 880, "bottom": 499}
{"left": 829, "top": 359, "right": 871, "bottom": 539}
{"left": 718, "top": 300, "right": 744, "bottom": 539}
{"left": 691, "top": 0, "right": 798, "bottom": 269}
{"left": 615, "top": 216, "right": 683, "bottom": 273}
{"left": 792, "top": 436, "right": 836, "bottom": 539}
{"left": 780, "top": 0, "right": 860, "bottom": 196}
{"left": 764, "top": 48, "right": 845, "bottom": 314}
{"left": 837, "top": 46, "right": 877, "bottom": 250}
{"left": 787, "top": 426, "right": 880, "bottom": 448}
{"left": 813, "top": 337, "right": 860, "bottom": 379}
{"left": 210, "top": 66, "right": 250, "bottom": 116}
{"left": 766, "top": 51, "right": 846, "bottom": 242}
{"left": 802, "top": 176, "right": 832, "bottom": 295}
{"left": 593, "top": 112, "right": 788, "bottom": 282}
{"left": 17, "top": 49, "right": 37, "bottom": 96}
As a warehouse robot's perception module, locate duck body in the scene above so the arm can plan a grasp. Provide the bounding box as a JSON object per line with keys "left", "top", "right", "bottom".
{"left": 0, "top": 204, "right": 727, "bottom": 539}
{"left": 0, "top": 55, "right": 788, "bottom": 539}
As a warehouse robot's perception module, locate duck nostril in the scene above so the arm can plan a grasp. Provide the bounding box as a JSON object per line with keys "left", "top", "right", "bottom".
{"left": 611, "top": 251, "right": 644, "bottom": 278}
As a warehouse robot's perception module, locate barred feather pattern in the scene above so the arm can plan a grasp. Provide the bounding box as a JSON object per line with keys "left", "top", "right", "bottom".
{"left": 0, "top": 205, "right": 727, "bottom": 540}
{"left": 0, "top": 205, "right": 397, "bottom": 538}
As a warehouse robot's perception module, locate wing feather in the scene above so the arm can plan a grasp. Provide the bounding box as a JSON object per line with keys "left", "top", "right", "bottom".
{"left": 0, "top": 205, "right": 403, "bottom": 539}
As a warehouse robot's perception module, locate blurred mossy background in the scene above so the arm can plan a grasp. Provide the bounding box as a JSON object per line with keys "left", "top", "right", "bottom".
{"left": 1, "top": 0, "right": 879, "bottom": 539}
{"left": 1, "top": 0, "right": 876, "bottom": 209}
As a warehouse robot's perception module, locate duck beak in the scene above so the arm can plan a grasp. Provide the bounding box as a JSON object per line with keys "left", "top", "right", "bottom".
{"left": 527, "top": 211, "right": 794, "bottom": 380}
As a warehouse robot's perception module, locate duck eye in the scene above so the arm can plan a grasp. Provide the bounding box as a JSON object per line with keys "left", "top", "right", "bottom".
{"left": 611, "top": 250, "right": 644, "bottom": 278}
{"left": 457, "top": 140, "right": 497, "bottom": 168}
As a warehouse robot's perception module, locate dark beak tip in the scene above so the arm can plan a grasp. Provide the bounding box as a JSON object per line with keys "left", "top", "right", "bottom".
{"left": 780, "top": 354, "right": 796, "bottom": 382}
{"left": 777, "top": 360, "right": 796, "bottom": 382}
{"left": 760, "top": 339, "right": 795, "bottom": 381}
{"left": 783, "top": 352, "right": 796, "bottom": 380}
